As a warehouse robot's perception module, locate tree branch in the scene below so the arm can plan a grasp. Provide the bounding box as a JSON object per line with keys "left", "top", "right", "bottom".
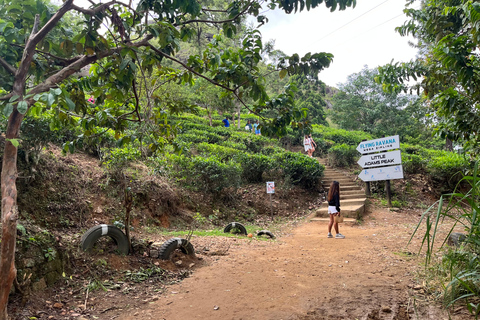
{"left": 0, "top": 93, "right": 14, "bottom": 101}
{"left": 148, "top": 44, "right": 234, "bottom": 93}
{"left": 71, "top": 1, "right": 116, "bottom": 15}
{"left": 148, "top": 43, "right": 256, "bottom": 115}
{"left": 202, "top": 8, "right": 228, "bottom": 13}
{"left": 175, "top": 1, "right": 253, "bottom": 26}
{"left": 0, "top": 57, "right": 16, "bottom": 76}
{"left": 27, "top": 35, "right": 153, "bottom": 99}
{"left": 15, "top": 0, "right": 74, "bottom": 91}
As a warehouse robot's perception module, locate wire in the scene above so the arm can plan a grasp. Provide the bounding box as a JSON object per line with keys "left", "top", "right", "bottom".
{"left": 312, "top": 0, "right": 393, "bottom": 45}
{"left": 324, "top": 5, "right": 421, "bottom": 52}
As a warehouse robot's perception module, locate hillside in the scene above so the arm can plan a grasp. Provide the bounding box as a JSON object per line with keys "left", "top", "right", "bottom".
{"left": 6, "top": 143, "right": 471, "bottom": 320}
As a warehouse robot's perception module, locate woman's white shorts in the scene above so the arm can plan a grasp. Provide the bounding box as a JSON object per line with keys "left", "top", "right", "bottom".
{"left": 328, "top": 206, "right": 338, "bottom": 214}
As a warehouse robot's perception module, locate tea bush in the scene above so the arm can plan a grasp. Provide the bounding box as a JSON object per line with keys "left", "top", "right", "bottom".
{"left": 313, "top": 125, "right": 372, "bottom": 146}
{"left": 402, "top": 153, "right": 426, "bottom": 174}
{"left": 165, "top": 154, "right": 241, "bottom": 193}
{"left": 426, "top": 151, "right": 470, "bottom": 188}
{"left": 327, "top": 144, "right": 358, "bottom": 167}
{"left": 229, "top": 132, "right": 277, "bottom": 153}
{"left": 219, "top": 140, "right": 247, "bottom": 151}
{"left": 237, "top": 153, "right": 273, "bottom": 183}
{"left": 275, "top": 152, "right": 324, "bottom": 188}
{"left": 196, "top": 143, "right": 240, "bottom": 162}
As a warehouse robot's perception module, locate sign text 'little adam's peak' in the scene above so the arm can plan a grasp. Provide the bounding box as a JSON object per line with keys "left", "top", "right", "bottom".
{"left": 356, "top": 135, "right": 400, "bottom": 154}
{"left": 357, "top": 150, "right": 402, "bottom": 169}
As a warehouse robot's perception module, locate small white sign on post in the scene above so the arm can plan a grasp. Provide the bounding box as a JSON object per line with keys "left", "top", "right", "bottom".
{"left": 358, "top": 165, "right": 404, "bottom": 182}
{"left": 356, "top": 135, "right": 400, "bottom": 154}
{"left": 357, "top": 150, "right": 402, "bottom": 168}
{"left": 266, "top": 181, "right": 275, "bottom": 194}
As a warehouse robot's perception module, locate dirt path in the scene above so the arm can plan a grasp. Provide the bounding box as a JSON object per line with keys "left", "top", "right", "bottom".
{"left": 116, "top": 208, "right": 469, "bottom": 320}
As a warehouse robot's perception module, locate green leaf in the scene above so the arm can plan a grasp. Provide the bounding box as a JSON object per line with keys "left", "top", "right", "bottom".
{"left": 279, "top": 69, "right": 287, "bottom": 79}
{"left": 6, "top": 138, "right": 19, "bottom": 147}
{"left": 9, "top": 95, "right": 19, "bottom": 102}
{"left": 3, "top": 103, "right": 13, "bottom": 117}
{"left": 47, "top": 93, "right": 55, "bottom": 107}
{"left": 17, "top": 101, "right": 28, "bottom": 114}
{"left": 75, "top": 42, "right": 83, "bottom": 54}
{"left": 65, "top": 97, "right": 75, "bottom": 111}
{"left": 51, "top": 88, "right": 62, "bottom": 96}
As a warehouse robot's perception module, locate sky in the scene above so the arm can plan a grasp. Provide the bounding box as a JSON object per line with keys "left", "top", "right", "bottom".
{"left": 255, "top": 0, "right": 419, "bottom": 88}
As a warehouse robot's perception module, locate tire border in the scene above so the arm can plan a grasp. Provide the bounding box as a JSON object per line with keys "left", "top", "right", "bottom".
{"left": 257, "top": 230, "right": 275, "bottom": 239}
{"left": 158, "top": 237, "right": 195, "bottom": 260}
{"left": 223, "top": 222, "right": 247, "bottom": 235}
{"left": 81, "top": 224, "right": 130, "bottom": 255}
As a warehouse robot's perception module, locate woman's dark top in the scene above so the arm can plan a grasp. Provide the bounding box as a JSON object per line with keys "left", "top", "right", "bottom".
{"left": 328, "top": 193, "right": 340, "bottom": 212}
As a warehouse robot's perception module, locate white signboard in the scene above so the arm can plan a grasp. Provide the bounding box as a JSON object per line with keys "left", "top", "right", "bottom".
{"left": 358, "top": 165, "right": 404, "bottom": 182}
{"left": 357, "top": 150, "right": 402, "bottom": 168}
{"left": 356, "top": 135, "right": 400, "bottom": 154}
{"left": 266, "top": 181, "right": 275, "bottom": 194}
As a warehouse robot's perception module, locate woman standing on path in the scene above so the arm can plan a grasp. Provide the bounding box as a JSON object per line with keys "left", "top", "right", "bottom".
{"left": 327, "top": 181, "right": 345, "bottom": 239}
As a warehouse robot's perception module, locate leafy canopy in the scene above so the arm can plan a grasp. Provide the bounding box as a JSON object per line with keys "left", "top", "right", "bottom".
{"left": 375, "top": 0, "right": 480, "bottom": 154}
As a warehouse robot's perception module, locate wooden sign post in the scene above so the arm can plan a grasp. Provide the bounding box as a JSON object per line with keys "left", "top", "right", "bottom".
{"left": 356, "top": 136, "right": 403, "bottom": 206}
{"left": 266, "top": 182, "right": 275, "bottom": 217}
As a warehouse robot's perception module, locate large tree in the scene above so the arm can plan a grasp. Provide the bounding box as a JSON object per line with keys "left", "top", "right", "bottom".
{"left": 376, "top": 0, "right": 480, "bottom": 154}
{"left": 331, "top": 66, "right": 424, "bottom": 139}
{"left": 0, "top": 0, "right": 357, "bottom": 317}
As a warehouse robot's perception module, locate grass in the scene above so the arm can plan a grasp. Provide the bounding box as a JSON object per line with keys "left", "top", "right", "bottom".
{"left": 410, "top": 161, "right": 480, "bottom": 318}
{"left": 142, "top": 225, "right": 276, "bottom": 240}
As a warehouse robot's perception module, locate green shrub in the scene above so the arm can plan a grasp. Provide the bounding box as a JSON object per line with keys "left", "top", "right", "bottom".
{"left": 327, "top": 144, "right": 358, "bottom": 167}
{"left": 313, "top": 125, "right": 372, "bottom": 146}
{"left": 175, "top": 132, "right": 209, "bottom": 144}
{"left": 260, "top": 145, "right": 285, "bottom": 156}
{"left": 196, "top": 143, "right": 240, "bottom": 161}
{"left": 229, "top": 132, "right": 277, "bottom": 153}
{"left": 314, "top": 138, "right": 334, "bottom": 156}
{"left": 402, "top": 154, "right": 426, "bottom": 174}
{"left": 275, "top": 152, "right": 324, "bottom": 188}
{"left": 165, "top": 154, "right": 241, "bottom": 193}
{"left": 219, "top": 140, "right": 247, "bottom": 151}
{"left": 237, "top": 153, "right": 273, "bottom": 183}
{"left": 426, "top": 152, "right": 470, "bottom": 188}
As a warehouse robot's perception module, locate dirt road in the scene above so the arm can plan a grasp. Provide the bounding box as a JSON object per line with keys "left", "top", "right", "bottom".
{"left": 117, "top": 207, "right": 469, "bottom": 320}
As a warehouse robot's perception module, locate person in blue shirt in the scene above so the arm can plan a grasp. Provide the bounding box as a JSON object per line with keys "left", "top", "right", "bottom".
{"left": 254, "top": 120, "right": 260, "bottom": 135}
{"left": 222, "top": 117, "right": 230, "bottom": 127}
{"left": 245, "top": 120, "right": 253, "bottom": 132}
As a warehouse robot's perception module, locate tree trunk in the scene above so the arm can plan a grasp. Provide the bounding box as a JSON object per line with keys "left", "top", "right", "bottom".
{"left": 446, "top": 138, "right": 453, "bottom": 152}
{"left": 0, "top": 110, "right": 23, "bottom": 320}
{"left": 236, "top": 105, "right": 241, "bottom": 129}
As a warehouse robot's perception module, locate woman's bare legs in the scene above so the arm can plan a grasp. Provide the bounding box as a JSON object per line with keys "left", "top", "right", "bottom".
{"left": 328, "top": 214, "right": 339, "bottom": 234}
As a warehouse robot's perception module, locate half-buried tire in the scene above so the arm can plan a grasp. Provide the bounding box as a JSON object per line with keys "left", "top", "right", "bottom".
{"left": 158, "top": 238, "right": 195, "bottom": 260}
{"left": 257, "top": 230, "right": 275, "bottom": 239}
{"left": 81, "top": 224, "right": 129, "bottom": 255}
{"left": 223, "top": 222, "right": 247, "bottom": 235}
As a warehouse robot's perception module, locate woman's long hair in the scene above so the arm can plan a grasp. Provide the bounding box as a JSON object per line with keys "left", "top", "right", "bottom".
{"left": 327, "top": 181, "right": 340, "bottom": 202}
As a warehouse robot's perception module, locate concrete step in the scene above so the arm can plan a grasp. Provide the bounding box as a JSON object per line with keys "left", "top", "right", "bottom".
{"left": 320, "top": 198, "right": 366, "bottom": 208}
{"left": 322, "top": 177, "right": 352, "bottom": 182}
{"left": 341, "top": 193, "right": 367, "bottom": 200}
{"left": 310, "top": 217, "right": 357, "bottom": 224}
{"left": 325, "top": 185, "right": 362, "bottom": 191}
{"left": 314, "top": 204, "right": 365, "bottom": 219}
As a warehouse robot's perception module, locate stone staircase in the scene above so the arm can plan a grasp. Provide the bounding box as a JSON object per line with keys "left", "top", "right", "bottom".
{"left": 310, "top": 159, "right": 366, "bottom": 223}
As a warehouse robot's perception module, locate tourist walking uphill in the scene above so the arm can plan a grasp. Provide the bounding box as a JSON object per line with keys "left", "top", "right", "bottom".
{"left": 303, "top": 134, "right": 316, "bottom": 157}
{"left": 327, "top": 181, "right": 345, "bottom": 239}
